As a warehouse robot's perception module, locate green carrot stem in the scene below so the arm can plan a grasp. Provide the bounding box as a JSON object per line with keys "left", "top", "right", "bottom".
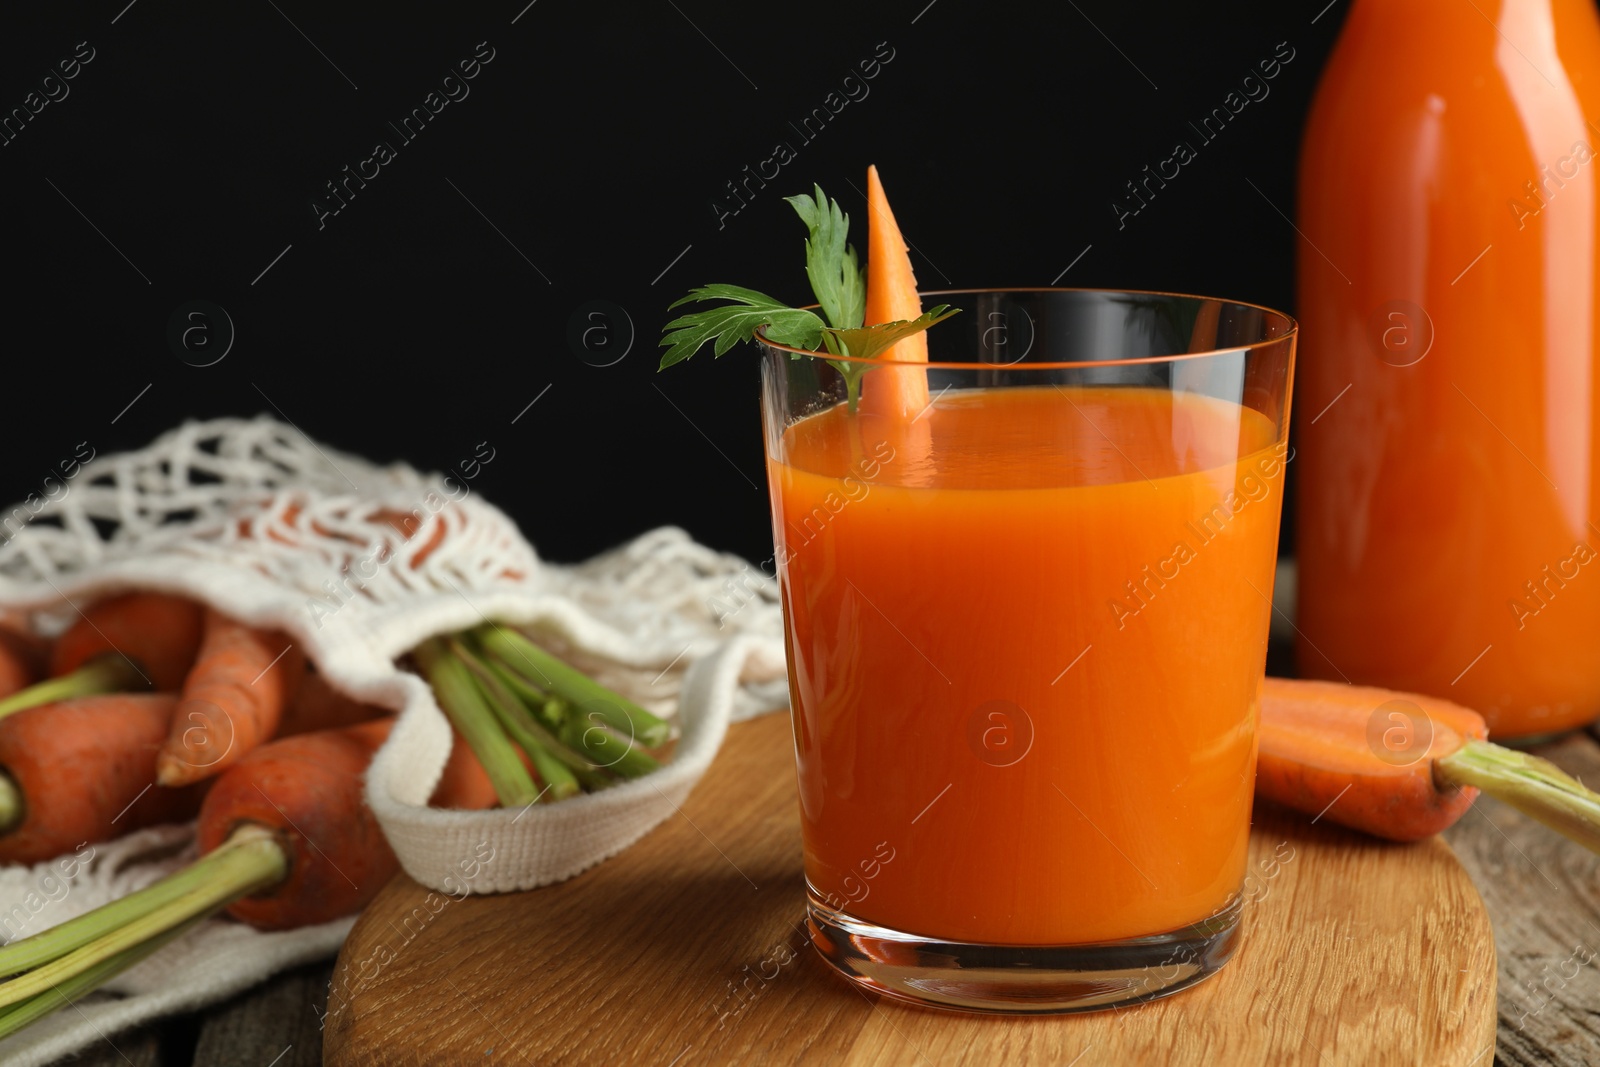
{"left": 0, "top": 825, "right": 282, "bottom": 979}
{"left": 0, "top": 825, "right": 286, "bottom": 1010}
{"left": 414, "top": 640, "right": 539, "bottom": 809}
{"left": 0, "top": 912, "right": 209, "bottom": 1041}
{"left": 559, "top": 714, "right": 661, "bottom": 780}
{"left": 526, "top": 738, "right": 585, "bottom": 798}
{"left": 540, "top": 695, "right": 570, "bottom": 734}
{"left": 481, "top": 651, "right": 553, "bottom": 710}
{"left": 458, "top": 644, "right": 610, "bottom": 791}
{"left": 0, "top": 656, "right": 147, "bottom": 721}
{"left": 448, "top": 640, "right": 582, "bottom": 801}
{"left": 0, "top": 773, "right": 20, "bottom": 837}
{"left": 1436, "top": 738, "right": 1600, "bottom": 855}
{"left": 475, "top": 627, "right": 672, "bottom": 748}
{"left": 479, "top": 652, "right": 572, "bottom": 735}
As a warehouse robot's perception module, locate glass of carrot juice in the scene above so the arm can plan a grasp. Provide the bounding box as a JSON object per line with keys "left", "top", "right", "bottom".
{"left": 760, "top": 288, "right": 1296, "bottom": 1013}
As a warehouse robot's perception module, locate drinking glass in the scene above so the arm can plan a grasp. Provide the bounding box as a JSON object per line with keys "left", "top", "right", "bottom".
{"left": 759, "top": 288, "right": 1296, "bottom": 1013}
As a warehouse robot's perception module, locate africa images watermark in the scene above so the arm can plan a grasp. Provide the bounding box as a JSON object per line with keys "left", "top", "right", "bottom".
{"left": 1509, "top": 140, "right": 1595, "bottom": 230}
{"left": 320, "top": 838, "right": 496, "bottom": 1029}
{"left": 0, "top": 442, "right": 96, "bottom": 549}
{"left": 311, "top": 41, "right": 498, "bottom": 230}
{"left": 0, "top": 40, "right": 96, "bottom": 148}
{"left": 305, "top": 441, "right": 496, "bottom": 628}
{"left": 1509, "top": 539, "right": 1595, "bottom": 631}
{"left": 709, "top": 40, "right": 898, "bottom": 231}
{"left": 0, "top": 844, "right": 98, "bottom": 943}
{"left": 706, "top": 841, "right": 895, "bottom": 1031}
{"left": 704, "top": 438, "right": 895, "bottom": 627}
{"left": 1112, "top": 40, "right": 1297, "bottom": 230}
{"left": 1107, "top": 441, "right": 1292, "bottom": 630}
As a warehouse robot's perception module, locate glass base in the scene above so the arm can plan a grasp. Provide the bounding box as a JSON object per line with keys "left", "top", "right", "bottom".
{"left": 805, "top": 888, "right": 1242, "bottom": 1015}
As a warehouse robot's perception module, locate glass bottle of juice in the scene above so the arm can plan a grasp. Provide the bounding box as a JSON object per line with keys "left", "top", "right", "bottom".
{"left": 1296, "top": 0, "right": 1600, "bottom": 738}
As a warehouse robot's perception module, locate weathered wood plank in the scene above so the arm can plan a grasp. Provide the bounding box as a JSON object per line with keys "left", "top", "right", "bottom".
{"left": 1444, "top": 732, "right": 1600, "bottom": 1067}
{"left": 188, "top": 962, "right": 332, "bottom": 1067}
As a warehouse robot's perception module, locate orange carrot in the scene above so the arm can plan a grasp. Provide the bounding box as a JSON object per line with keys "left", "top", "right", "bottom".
{"left": 48, "top": 592, "right": 204, "bottom": 691}
{"left": 194, "top": 719, "right": 493, "bottom": 930}
{"left": 0, "top": 643, "right": 32, "bottom": 703}
{"left": 858, "top": 164, "right": 931, "bottom": 419}
{"left": 1258, "top": 677, "right": 1600, "bottom": 853}
{"left": 1257, "top": 678, "right": 1485, "bottom": 841}
{"left": 276, "top": 665, "right": 389, "bottom": 738}
{"left": 0, "top": 695, "right": 208, "bottom": 865}
{"left": 0, "top": 720, "right": 494, "bottom": 1038}
{"left": 0, "top": 612, "right": 46, "bottom": 700}
{"left": 156, "top": 610, "right": 305, "bottom": 787}
{"left": 432, "top": 727, "right": 499, "bottom": 811}
{"left": 194, "top": 719, "right": 394, "bottom": 929}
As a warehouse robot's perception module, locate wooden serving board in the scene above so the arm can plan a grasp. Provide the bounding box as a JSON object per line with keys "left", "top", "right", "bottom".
{"left": 323, "top": 713, "right": 1497, "bottom": 1066}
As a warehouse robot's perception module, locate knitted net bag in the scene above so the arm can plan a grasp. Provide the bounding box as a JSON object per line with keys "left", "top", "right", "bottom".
{"left": 0, "top": 416, "right": 786, "bottom": 1066}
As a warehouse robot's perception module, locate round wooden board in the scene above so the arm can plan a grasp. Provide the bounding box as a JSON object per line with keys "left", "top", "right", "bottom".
{"left": 323, "top": 713, "right": 1497, "bottom": 1066}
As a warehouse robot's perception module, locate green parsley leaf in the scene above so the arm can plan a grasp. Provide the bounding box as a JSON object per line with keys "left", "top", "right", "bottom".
{"left": 659, "top": 285, "right": 825, "bottom": 369}
{"left": 784, "top": 185, "right": 865, "bottom": 330}
{"left": 823, "top": 305, "right": 961, "bottom": 361}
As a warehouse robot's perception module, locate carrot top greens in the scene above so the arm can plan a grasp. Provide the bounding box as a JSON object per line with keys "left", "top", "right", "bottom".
{"left": 658, "top": 184, "right": 957, "bottom": 410}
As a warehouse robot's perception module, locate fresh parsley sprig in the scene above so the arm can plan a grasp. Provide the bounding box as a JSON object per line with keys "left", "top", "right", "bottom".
{"left": 659, "top": 184, "right": 957, "bottom": 411}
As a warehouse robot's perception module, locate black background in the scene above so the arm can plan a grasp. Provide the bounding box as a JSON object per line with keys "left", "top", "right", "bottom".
{"left": 0, "top": 0, "right": 1345, "bottom": 565}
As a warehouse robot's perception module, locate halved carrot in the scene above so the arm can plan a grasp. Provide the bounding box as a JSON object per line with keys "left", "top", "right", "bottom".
{"left": 156, "top": 610, "right": 305, "bottom": 787}
{"left": 1258, "top": 678, "right": 1485, "bottom": 841}
{"left": 1259, "top": 677, "right": 1600, "bottom": 852}
{"left": 857, "top": 165, "right": 931, "bottom": 419}
{"left": 0, "top": 695, "right": 208, "bottom": 865}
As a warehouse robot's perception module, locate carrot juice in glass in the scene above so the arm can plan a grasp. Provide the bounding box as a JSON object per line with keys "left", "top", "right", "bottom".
{"left": 760, "top": 289, "right": 1295, "bottom": 1013}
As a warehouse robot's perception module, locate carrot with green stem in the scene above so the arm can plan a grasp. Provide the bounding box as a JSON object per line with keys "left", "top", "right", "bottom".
{"left": 156, "top": 609, "right": 305, "bottom": 787}
{"left": 0, "top": 695, "right": 208, "bottom": 865}
{"left": 0, "top": 717, "right": 494, "bottom": 1039}
{"left": 473, "top": 656, "right": 613, "bottom": 792}
{"left": 413, "top": 638, "right": 540, "bottom": 808}
{"left": 0, "top": 592, "right": 203, "bottom": 719}
{"left": 474, "top": 626, "right": 673, "bottom": 748}
{"left": 557, "top": 705, "right": 662, "bottom": 779}
{"left": 0, "top": 663, "right": 402, "bottom": 866}
{"left": 1258, "top": 677, "right": 1600, "bottom": 851}
{"left": 411, "top": 630, "right": 668, "bottom": 811}
{"left": 449, "top": 638, "right": 583, "bottom": 799}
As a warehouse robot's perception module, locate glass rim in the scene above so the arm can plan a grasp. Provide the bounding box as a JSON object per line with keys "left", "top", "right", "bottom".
{"left": 755, "top": 286, "right": 1297, "bottom": 371}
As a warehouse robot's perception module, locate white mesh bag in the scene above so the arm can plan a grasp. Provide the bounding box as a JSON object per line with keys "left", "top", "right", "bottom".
{"left": 0, "top": 416, "right": 787, "bottom": 1066}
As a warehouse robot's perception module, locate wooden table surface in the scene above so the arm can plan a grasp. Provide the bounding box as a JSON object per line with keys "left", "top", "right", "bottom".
{"left": 53, "top": 633, "right": 1600, "bottom": 1066}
